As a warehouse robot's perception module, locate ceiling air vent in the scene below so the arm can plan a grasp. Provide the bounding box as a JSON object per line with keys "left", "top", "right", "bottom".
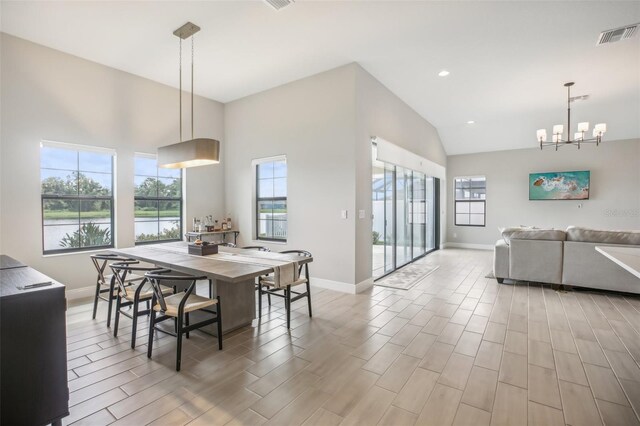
{"left": 263, "top": 0, "right": 294, "bottom": 11}
{"left": 597, "top": 23, "right": 638, "bottom": 45}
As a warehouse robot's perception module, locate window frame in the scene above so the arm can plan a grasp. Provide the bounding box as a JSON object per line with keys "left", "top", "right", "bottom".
{"left": 134, "top": 153, "right": 183, "bottom": 245}
{"left": 454, "top": 176, "right": 486, "bottom": 227}
{"left": 40, "top": 141, "right": 115, "bottom": 255}
{"left": 254, "top": 156, "right": 287, "bottom": 243}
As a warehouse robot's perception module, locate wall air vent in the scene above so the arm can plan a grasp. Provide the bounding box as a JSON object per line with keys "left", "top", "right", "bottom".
{"left": 597, "top": 23, "right": 638, "bottom": 45}
{"left": 263, "top": 0, "right": 294, "bottom": 11}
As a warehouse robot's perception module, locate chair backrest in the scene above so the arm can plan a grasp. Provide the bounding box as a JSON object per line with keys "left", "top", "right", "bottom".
{"left": 280, "top": 250, "right": 312, "bottom": 276}
{"left": 145, "top": 270, "right": 208, "bottom": 313}
{"left": 242, "top": 245, "right": 270, "bottom": 252}
{"left": 90, "top": 254, "right": 136, "bottom": 285}
{"left": 109, "top": 261, "right": 162, "bottom": 297}
{"left": 219, "top": 242, "right": 236, "bottom": 247}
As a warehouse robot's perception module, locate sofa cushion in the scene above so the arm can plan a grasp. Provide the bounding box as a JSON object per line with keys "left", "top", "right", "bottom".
{"left": 500, "top": 226, "right": 566, "bottom": 245}
{"left": 566, "top": 226, "right": 640, "bottom": 245}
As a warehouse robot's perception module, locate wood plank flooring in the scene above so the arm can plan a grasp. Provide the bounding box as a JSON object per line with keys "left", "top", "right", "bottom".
{"left": 63, "top": 249, "right": 640, "bottom": 425}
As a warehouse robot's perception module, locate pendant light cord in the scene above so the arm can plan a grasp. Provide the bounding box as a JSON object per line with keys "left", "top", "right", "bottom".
{"left": 191, "top": 35, "right": 194, "bottom": 140}
{"left": 179, "top": 38, "right": 182, "bottom": 143}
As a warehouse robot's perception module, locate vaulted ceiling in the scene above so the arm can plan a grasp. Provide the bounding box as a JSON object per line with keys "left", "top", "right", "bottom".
{"left": 2, "top": 1, "right": 639, "bottom": 154}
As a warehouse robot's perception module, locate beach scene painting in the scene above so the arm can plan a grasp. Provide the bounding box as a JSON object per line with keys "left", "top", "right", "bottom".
{"left": 529, "top": 170, "right": 590, "bottom": 200}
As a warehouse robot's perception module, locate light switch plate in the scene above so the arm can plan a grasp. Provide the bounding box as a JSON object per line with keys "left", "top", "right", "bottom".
{"left": 341, "top": 210, "right": 348, "bottom": 219}
{"left": 358, "top": 209, "right": 365, "bottom": 219}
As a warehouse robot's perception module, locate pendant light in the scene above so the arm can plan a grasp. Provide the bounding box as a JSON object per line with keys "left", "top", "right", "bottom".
{"left": 158, "top": 22, "right": 220, "bottom": 168}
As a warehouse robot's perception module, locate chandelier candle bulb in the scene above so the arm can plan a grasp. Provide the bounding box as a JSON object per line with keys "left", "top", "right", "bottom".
{"left": 537, "top": 129, "right": 547, "bottom": 142}
{"left": 553, "top": 134, "right": 561, "bottom": 143}
{"left": 578, "top": 122, "right": 589, "bottom": 132}
{"left": 553, "top": 124, "right": 564, "bottom": 135}
{"left": 595, "top": 123, "right": 607, "bottom": 133}
{"left": 574, "top": 132, "right": 583, "bottom": 141}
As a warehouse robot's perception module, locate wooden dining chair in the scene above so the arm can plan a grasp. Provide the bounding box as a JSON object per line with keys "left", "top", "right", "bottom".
{"left": 110, "top": 261, "right": 171, "bottom": 348}
{"left": 258, "top": 250, "right": 313, "bottom": 329}
{"left": 90, "top": 253, "right": 142, "bottom": 327}
{"left": 145, "top": 270, "right": 222, "bottom": 371}
{"left": 241, "top": 245, "right": 270, "bottom": 252}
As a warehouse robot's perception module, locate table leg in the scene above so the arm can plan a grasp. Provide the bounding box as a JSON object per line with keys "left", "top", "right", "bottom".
{"left": 210, "top": 278, "right": 255, "bottom": 334}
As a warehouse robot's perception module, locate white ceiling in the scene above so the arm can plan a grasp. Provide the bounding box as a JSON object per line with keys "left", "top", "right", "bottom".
{"left": 2, "top": 1, "right": 639, "bottom": 155}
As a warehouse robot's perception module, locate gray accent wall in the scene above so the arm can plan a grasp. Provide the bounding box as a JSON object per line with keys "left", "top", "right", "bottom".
{"left": 446, "top": 139, "right": 640, "bottom": 247}
{"left": 0, "top": 33, "right": 225, "bottom": 291}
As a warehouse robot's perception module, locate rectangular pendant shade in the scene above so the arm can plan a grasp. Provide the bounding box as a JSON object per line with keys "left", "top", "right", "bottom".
{"left": 158, "top": 138, "right": 220, "bottom": 169}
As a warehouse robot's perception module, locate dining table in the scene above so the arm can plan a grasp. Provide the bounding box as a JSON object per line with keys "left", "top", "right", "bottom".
{"left": 110, "top": 242, "right": 312, "bottom": 333}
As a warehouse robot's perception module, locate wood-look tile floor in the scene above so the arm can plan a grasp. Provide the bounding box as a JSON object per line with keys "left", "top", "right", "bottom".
{"left": 64, "top": 249, "right": 640, "bottom": 425}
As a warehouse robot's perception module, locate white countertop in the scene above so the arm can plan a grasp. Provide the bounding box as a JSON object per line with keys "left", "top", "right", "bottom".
{"left": 596, "top": 246, "right": 640, "bottom": 280}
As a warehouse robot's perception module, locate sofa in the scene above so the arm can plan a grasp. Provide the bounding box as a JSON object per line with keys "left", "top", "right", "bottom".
{"left": 493, "top": 226, "right": 640, "bottom": 294}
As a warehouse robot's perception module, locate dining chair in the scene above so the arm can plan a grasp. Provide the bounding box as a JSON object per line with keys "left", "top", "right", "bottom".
{"left": 110, "top": 261, "right": 171, "bottom": 348}
{"left": 145, "top": 270, "right": 222, "bottom": 371}
{"left": 219, "top": 242, "right": 236, "bottom": 247}
{"left": 258, "top": 250, "right": 312, "bottom": 329}
{"left": 241, "top": 245, "right": 271, "bottom": 252}
{"left": 90, "top": 253, "right": 142, "bottom": 327}
{"left": 242, "top": 245, "right": 272, "bottom": 312}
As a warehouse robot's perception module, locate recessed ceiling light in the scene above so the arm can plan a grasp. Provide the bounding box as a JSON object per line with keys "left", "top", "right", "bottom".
{"left": 438, "top": 70, "right": 450, "bottom": 77}
{"left": 467, "top": 120, "right": 475, "bottom": 124}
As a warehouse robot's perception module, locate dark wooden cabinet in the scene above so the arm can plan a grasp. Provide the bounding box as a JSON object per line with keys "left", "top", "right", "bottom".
{"left": 0, "top": 256, "right": 69, "bottom": 425}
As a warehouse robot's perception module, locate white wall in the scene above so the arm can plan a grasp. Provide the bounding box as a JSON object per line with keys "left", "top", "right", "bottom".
{"left": 354, "top": 65, "right": 447, "bottom": 284}
{"left": 224, "top": 64, "right": 358, "bottom": 288}
{"left": 446, "top": 139, "right": 640, "bottom": 247}
{"left": 0, "top": 34, "right": 225, "bottom": 293}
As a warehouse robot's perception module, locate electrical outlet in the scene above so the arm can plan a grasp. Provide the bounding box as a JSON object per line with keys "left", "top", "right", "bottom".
{"left": 453, "top": 233, "right": 457, "bottom": 238}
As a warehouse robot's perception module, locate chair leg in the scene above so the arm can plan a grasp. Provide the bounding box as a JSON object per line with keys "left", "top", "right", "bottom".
{"left": 257, "top": 284, "right": 262, "bottom": 320}
{"left": 217, "top": 296, "right": 223, "bottom": 350}
{"left": 147, "top": 310, "right": 156, "bottom": 359}
{"left": 209, "top": 280, "right": 213, "bottom": 299}
{"left": 107, "top": 276, "right": 116, "bottom": 328}
{"left": 267, "top": 288, "right": 272, "bottom": 306}
{"left": 176, "top": 315, "right": 184, "bottom": 371}
{"left": 113, "top": 297, "right": 121, "bottom": 337}
{"left": 306, "top": 281, "right": 313, "bottom": 317}
{"left": 185, "top": 313, "right": 190, "bottom": 339}
{"left": 92, "top": 279, "right": 100, "bottom": 320}
{"left": 131, "top": 302, "right": 139, "bottom": 349}
{"left": 286, "top": 285, "right": 291, "bottom": 329}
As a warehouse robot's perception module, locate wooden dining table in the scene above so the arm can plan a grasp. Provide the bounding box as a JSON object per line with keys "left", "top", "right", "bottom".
{"left": 110, "top": 242, "right": 312, "bottom": 333}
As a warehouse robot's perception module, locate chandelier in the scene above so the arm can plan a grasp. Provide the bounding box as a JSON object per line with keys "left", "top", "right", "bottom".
{"left": 537, "top": 82, "right": 607, "bottom": 150}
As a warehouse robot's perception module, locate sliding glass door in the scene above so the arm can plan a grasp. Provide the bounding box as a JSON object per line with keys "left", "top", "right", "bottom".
{"left": 372, "top": 145, "right": 439, "bottom": 279}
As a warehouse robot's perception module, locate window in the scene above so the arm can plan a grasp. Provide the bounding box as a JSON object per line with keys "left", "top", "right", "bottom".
{"left": 41, "top": 142, "right": 115, "bottom": 254}
{"left": 256, "top": 157, "right": 287, "bottom": 241}
{"left": 454, "top": 176, "right": 486, "bottom": 226}
{"left": 134, "top": 154, "right": 183, "bottom": 244}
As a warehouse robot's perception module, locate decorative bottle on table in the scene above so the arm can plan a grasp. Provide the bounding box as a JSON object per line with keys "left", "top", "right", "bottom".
{"left": 227, "top": 214, "right": 232, "bottom": 230}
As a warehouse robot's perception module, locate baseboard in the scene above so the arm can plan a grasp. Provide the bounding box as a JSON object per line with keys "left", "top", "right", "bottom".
{"left": 66, "top": 285, "right": 95, "bottom": 301}
{"left": 355, "top": 277, "right": 374, "bottom": 293}
{"left": 312, "top": 278, "right": 357, "bottom": 294}
{"left": 443, "top": 242, "right": 494, "bottom": 251}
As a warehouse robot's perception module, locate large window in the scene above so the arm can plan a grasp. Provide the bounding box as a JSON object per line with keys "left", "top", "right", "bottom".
{"left": 454, "top": 176, "right": 486, "bottom": 226}
{"left": 41, "top": 142, "right": 115, "bottom": 254}
{"left": 256, "top": 157, "right": 287, "bottom": 242}
{"left": 134, "top": 154, "right": 182, "bottom": 244}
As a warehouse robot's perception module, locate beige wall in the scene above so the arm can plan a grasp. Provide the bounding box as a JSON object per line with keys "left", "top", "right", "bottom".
{"left": 0, "top": 34, "right": 225, "bottom": 293}
{"left": 354, "top": 65, "right": 447, "bottom": 284}
{"left": 224, "top": 64, "right": 358, "bottom": 288}
{"left": 446, "top": 139, "right": 640, "bottom": 247}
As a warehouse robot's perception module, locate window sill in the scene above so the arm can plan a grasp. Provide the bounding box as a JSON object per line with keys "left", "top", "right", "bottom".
{"left": 253, "top": 239, "right": 287, "bottom": 245}
{"left": 42, "top": 247, "right": 112, "bottom": 258}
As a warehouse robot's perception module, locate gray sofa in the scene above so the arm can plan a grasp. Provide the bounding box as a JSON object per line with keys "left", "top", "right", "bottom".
{"left": 493, "top": 226, "right": 640, "bottom": 294}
